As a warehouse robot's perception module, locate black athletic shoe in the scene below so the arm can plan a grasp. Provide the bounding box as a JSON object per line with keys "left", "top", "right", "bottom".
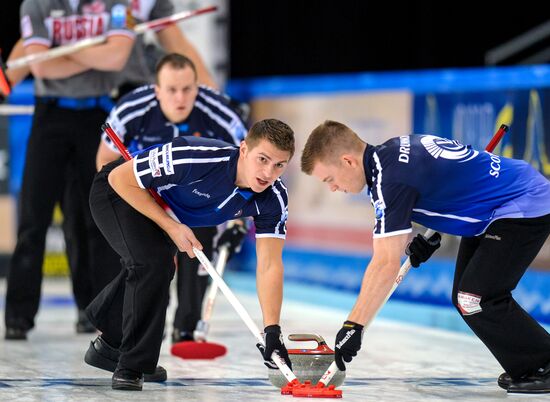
{"left": 497, "top": 372, "right": 511, "bottom": 389}
{"left": 508, "top": 361, "right": 550, "bottom": 394}
{"left": 5, "top": 327, "right": 28, "bottom": 340}
{"left": 144, "top": 366, "right": 167, "bottom": 382}
{"left": 85, "top": 335, "right": 118, "bottom": 372}
{"left": 85, "top": 335, "right": 167, "bottom": 382}
{"left": 112, "top": 368, "right": 144, "bottom": 391}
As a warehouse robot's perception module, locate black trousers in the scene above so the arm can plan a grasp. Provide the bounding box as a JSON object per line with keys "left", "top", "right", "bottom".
{"left": 62, "top": 166, "right": 122, "bottom": 303}
{"left": 174, "top": 226, "right": 217, "bottom": 333}
{"left": 87, "top": 161, "right": 177, "bottom": 373}
{"left": 452, "top": 214, "right": 550, "bottom": 379}
{"left": 61, "top": 168, "right": 93, "bottom": 311}
{"left": 5, "top": 102, "right": 120, "bottom": 330}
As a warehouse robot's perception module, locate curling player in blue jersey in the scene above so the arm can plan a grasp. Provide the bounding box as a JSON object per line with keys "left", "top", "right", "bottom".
{"left": 86, "top": 119, "right": 294, "bottom": 390}
{"left": 301, "top": 120, "right": 550, "bottom": 395}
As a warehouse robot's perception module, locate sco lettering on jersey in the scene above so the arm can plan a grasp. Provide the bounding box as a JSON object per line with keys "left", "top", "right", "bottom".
{"left": 489, "top": 154, "right": 501, "bottom": 178}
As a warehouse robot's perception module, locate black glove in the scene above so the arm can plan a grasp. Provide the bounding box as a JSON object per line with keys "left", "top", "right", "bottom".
{"left": 334, "top": 320, "right": 364, "bottom": 371}
{"left": 217, "top": 222, "right": 247, "bottom": 257}
{"left": 256, "top": 324, "right": 292, "bottom": 370}
{"left": 406, "top": 232, "right": 441, "bottom": 268}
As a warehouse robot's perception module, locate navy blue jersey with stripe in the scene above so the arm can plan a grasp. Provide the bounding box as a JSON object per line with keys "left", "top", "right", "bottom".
{"left": 133, "top": 136, "right": 288, "bottom": 238}
{"left": 365, "top": 135, "right": 550, "bottom": 238}
{"left": 103, "top": 85, "right": 247, "bottom": 153}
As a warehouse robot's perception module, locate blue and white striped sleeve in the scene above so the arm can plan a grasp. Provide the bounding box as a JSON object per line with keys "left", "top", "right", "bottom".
{"left": 133, "top": 138, "right": 191, "bottom": 190}
{"left": 369, "top": 152, "right": 418, "bottom": 238}
{"left": 253, "top": 179, "right": 289, "bottom": 239}
{"left": 371, "top": 182, "right": 417, "bottom": 238}
{"left": 102, "top": 106, "right": 128, "bottom": 153}
{"left": 196, "top": 89, "right": 248, "bottom": 145}
{"left": 102, "top": 87, "right": 157, "bottom": 152}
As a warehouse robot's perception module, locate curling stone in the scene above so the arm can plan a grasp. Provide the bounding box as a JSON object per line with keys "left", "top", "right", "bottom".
{"left": 268, "top": 333, "right": 345, "bottom": 388}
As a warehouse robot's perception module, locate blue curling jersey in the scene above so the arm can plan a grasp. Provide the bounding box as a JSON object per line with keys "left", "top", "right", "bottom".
{"left": 133, "top": 136, "right": 288, "bottom": 239}
{"left": 365, "top": 135, "right": 550, "bottom": 238}
{"left": 102, "top": 85, "right": 247, "bottom": 152}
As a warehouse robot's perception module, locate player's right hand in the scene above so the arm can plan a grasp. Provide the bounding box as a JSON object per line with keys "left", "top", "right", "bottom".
{"left": 334, "top": 320, "right": 364, "bottom": 371}
{"left": 167, "top": 223, "right": 202, "bottom": 258}
{"left": 256, "top": 325, "right": 292, "bottom": 370}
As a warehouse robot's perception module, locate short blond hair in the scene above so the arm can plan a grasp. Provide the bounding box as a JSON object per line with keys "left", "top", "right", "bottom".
{"left": 301, "top": 120, "right": 364, "bottom": 174}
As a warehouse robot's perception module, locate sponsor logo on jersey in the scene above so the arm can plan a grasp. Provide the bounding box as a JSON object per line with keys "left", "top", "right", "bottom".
{"left": 149, "top": 148, "right": 161, "bottom": 177}
{"left": 162, "top": 143, "right": 174, "bottom": 175}
{"left": 142, "top": 135, "right": 163, "bottom": 142}
{"left": 420, "top": 135, "right": 479, "bottom": 162}
{"left": 457, "top": 291, "right": 482, "bottom": 315}
{"left": 110, "top": 4, "right": 127, "bottom": 29}
{"left": 374, "top": 199, "right": 386, "bottom": 220}
{"left": 234, "top": 209, "right": 243, "bottom": 217}
{"left": 484, "top": 233, "right": 501, "bottom": 241}
{"left": 192, "top": 189, "right": 211, "bottom": 199}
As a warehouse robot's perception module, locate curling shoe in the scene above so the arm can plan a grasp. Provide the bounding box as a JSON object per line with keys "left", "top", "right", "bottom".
{"left": 5, "top": 327, "right": 28, "bottom": 340}
{"left": 508, "top": 361, "right": 550, "bottom": 394}
{"left": 112, "top": 368, "right": 143, "bottom": 391}
{"left": 497, "top": 372, "right": 511, "bottom": 390}
{"left": 85, "top": 335, "right": 167, "bottom": 382}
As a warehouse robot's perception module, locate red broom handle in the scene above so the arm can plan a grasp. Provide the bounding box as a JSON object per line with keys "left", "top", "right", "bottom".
{"left": 101, "top": 123, "right": 173, "bottom": 213}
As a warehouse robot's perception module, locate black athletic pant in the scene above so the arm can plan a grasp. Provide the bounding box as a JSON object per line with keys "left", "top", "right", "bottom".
{"left": 61, "top": 168, "right": 93, "bottom": 311}
{"left": 62, "top": 166, "right": 122, "bottom": 302}
{"left": 87, "top": 161, "right": 176, "bottom": 373}
{"left": 174, "top": 226, "right": 217, "bottom": 333}
{"left": 5, "top": 101, "right": 119, "bottom": 330}
{"left": 452, "top": 214, "right": 550, "bottom": 379}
